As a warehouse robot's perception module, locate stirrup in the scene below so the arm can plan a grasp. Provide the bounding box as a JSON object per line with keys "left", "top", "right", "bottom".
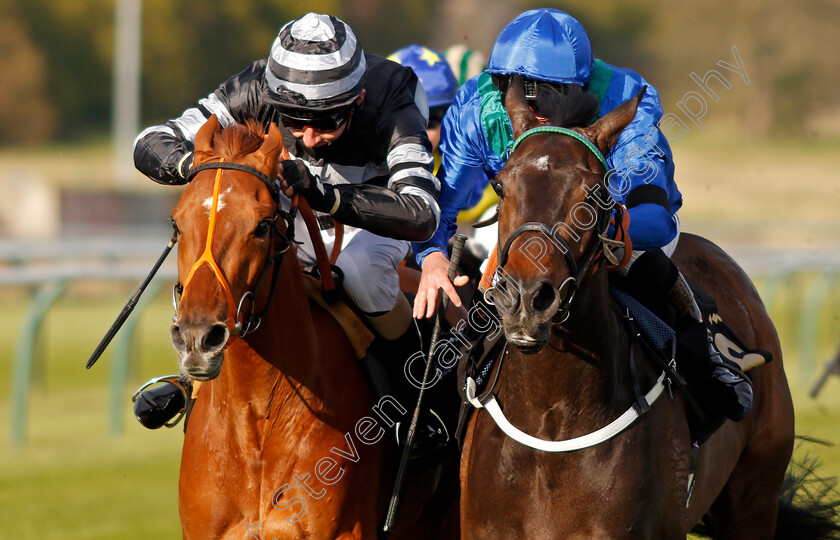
{"left": 131, "top": 375, "right": 190, "bottom": 429}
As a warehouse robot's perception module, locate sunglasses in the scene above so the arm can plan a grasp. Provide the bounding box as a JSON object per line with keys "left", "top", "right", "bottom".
{"left": 279, "top": 104, "right": 355, "bottom": 132}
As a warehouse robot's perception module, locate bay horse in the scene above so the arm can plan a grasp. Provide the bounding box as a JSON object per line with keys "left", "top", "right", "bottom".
{"left": 459, "top": 78, "right": 798, "bottom": 538}
{"left": 169, "top": 115, "right": 458, "bottom": 539}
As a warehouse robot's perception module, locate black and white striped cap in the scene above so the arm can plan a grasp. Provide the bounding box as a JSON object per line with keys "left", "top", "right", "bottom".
{"left": 265, "top": 13, "right": 366, "bottom": 112}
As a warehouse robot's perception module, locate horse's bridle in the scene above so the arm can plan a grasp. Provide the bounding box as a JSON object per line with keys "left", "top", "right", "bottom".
{"left": 173, "top": 160, "right": 294, "bottom": 344}
{"left": 487, "top": 126, "right": 622, "bottom": 325}
{"left": 465, "top": 128, "right": 670, "bottom": 455}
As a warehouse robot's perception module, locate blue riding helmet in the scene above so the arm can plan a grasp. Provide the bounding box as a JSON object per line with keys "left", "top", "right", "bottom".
{"left": 487, "top": 8, "right": 593, "bottom": 86}
{"left": 389, "top": 44, "right": 459, "bottom": 108}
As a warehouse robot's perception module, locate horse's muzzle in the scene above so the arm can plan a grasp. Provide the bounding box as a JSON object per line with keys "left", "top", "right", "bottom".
{"left": 497, "top": 276, "right": 561, "bottom": 353}
{"left": 170, "top": 320, "right": 228, "bottom": 380}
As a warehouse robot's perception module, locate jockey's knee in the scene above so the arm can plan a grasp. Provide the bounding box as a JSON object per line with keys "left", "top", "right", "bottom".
{"left": 626, "top": 248, "right": 679, "bottom": 297}
{"left": 337, "top": 252, "right": 401, "bottom": 314}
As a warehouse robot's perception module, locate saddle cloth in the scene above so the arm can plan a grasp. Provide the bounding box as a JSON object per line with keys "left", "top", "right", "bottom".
{"left": 302, "top": 274, "right": 374, "bottom": 359}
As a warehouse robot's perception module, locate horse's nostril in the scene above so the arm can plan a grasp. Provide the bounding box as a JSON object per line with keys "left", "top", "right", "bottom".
{"left": 532, "top": 282, "right": 558, "bottom": 313}
{"left": 492, "top": 280, "right": 520, "bottom": 313}
{"left": 202, "top": 324, "right": 229, "bottom": 352}
{"left": 170, "top": 325, "right": 186, "bottom": 351}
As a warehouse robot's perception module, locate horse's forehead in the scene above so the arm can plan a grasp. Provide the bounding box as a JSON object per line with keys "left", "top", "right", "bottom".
{"left": 510, "top": 154, "right": 586, "bottom": 197}
{"left": 512, "top": 135, "right": 581, "bottom": 171}
{"left": 174, "top": 173, "right": 266, "bottom": 222}
{"left": 504, "top": 150, "right": 601, "bottom": 226}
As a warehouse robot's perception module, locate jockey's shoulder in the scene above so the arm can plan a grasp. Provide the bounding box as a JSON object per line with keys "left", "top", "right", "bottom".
{"left": 596, "top": 60, "right": 662, "bottom": 104}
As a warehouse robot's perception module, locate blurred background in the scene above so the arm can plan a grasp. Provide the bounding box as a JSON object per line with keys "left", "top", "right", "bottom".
{"left": 1, "top": 0, "right": 839, "bottom": 537}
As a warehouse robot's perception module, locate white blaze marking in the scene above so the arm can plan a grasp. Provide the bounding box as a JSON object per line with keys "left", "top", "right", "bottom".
{"left": 535, "top": 155, "right": 550, "bottom": 171}
{"left": 202, "top": 187, "right": 232, "bottom": 213}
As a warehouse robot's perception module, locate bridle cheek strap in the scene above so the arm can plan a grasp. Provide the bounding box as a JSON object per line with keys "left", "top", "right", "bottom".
{"left": 180, "top": 162, "right": 241, "bottom": 336}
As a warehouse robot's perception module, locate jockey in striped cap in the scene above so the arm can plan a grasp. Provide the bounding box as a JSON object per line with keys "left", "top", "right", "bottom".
{"left": 264, "top": 13, "right": 367, "bottom": 126}
{"left": 133, "top": 13, "right": 455, "bottom": 454}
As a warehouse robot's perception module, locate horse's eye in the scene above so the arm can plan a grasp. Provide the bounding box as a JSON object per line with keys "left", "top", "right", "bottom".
{"left": 254, "top": 219, "right": 272, "bottom": 238}
{"left": 492, "top": 180, "right": 504, "bottom": 197}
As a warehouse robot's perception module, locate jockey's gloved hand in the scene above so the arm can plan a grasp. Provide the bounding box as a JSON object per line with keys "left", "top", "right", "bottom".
{"left": 280, "top": 159, "right": 338, "bottom": 214}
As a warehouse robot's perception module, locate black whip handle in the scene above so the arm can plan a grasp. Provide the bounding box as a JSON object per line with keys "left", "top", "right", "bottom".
{"left": 383, "top": 233, "right": 467, "bottom": 532}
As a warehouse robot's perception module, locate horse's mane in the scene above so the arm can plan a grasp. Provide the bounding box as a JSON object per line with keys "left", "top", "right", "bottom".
{"left": 196, "top": 119, "right": 266, "bottom": 162}
{"left": 536, "top": 83, "right": 600, "bottom": 128}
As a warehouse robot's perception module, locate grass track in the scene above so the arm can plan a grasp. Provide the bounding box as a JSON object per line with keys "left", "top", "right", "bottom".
{"left": 1, "top": 293, "right": 184, "bottom": 539}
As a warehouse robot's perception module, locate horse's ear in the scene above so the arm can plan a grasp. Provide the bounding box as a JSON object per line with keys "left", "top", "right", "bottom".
{"left": 195, "top": 115, "right": 221, "bottom": 154}
{"left": 578, "top": 86, "right": 646, "bottom": 155}
{"left": 254, "top": 122, "right": 285, "bottom": 169}
{"left": 505, "top": 74, "right": 539, "bottom": 139}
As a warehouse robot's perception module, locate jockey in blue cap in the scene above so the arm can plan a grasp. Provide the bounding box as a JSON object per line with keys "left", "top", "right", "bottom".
{"left": 388, "top": 44, "right": 459, "bottom": 155}
{"left": 412, "top": 8, "right": 753, "bottom": 422}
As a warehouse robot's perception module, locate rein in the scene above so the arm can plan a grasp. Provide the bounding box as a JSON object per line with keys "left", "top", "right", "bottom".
{"left": 177, "top": 160, "right": 292, "bottom": 344}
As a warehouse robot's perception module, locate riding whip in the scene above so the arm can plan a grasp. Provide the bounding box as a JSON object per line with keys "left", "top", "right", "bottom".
{"left": 86, "top": 233, "right": 177, "bottom": 369}
{"left": 383, "top": 233, "right": 467, "bottom": 532}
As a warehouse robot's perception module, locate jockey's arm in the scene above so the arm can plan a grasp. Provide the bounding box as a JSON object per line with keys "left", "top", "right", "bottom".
{"left": 411, "top": 84, "right": 492, "bottom": 317}
{"left": 133, "top": 61, "right": 264, "bottom": 185}
{"left": 133, "top": 116, "right": 197, "bottom": 185}
{"left": 412, "top": 83, "right": 495, "bottom": 266}
{"left": 282, "top": 105, "right": 440, "bottom": 242}
{"left": 329, "top": 180, "right": 440, "bottom": 243}
{"left": 279, "top": 155, "right": 440, "bottom": 244}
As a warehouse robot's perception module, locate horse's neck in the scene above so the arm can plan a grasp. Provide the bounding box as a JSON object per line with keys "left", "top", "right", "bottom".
{"left": 211, "top": 256, "right": 322, "bottom": 427}
{"left": 502, "top": 271, "right": 632, "bottom": 422}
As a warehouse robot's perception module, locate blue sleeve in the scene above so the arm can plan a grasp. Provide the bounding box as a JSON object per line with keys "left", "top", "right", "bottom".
{"left": 601, "top": 65, "right": 683, "bottom": 251}
{"left": 412, "top": 81, "right": 497, "bottom": 264}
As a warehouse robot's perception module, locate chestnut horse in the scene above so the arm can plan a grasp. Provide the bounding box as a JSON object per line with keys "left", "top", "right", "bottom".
{"left": 459, "top": 79, "right": 797, "bottom": 538}
{"left": 170, "top": 116, "right": 458, "bottom": 539}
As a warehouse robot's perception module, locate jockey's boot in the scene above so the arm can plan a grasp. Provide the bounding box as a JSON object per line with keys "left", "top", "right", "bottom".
{"left": 628, "top": 249, "right": 753, "bottom": 421}
{"left": 366, "top": 299, "right": 451, "bottom": 458}
{"left": 132, "top": 375, "right": 191, "bottom": 429}
{"left": 665, "top": 267, "right": 754, "bottom": 422}
{"left": 704, "top": 327, "right": 754, "bottom": 421}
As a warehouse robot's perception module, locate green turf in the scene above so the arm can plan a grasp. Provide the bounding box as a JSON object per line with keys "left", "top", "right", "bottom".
{"left": 0, "top": 291, "right": 184, "bottom": 539}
